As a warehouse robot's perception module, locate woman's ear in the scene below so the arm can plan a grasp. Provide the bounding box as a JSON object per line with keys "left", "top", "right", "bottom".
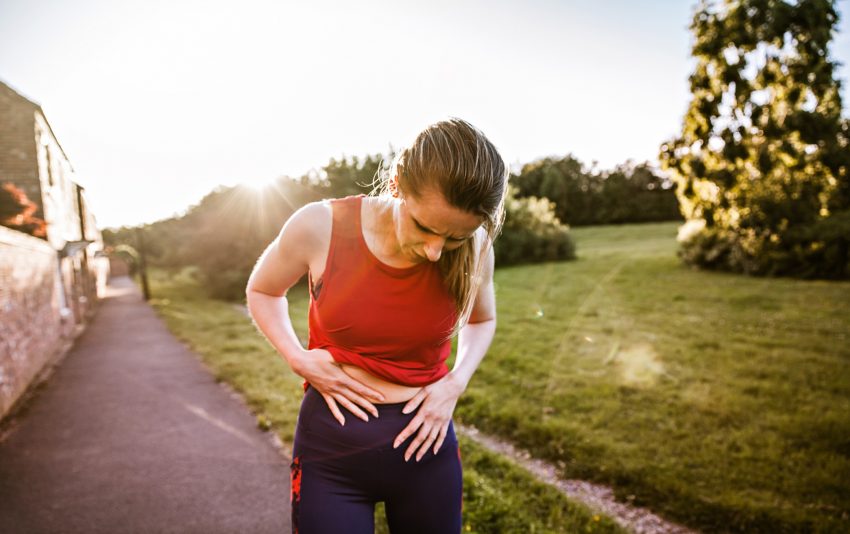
{"left": 390, "top": 172, "right": 400, "bottom": 198}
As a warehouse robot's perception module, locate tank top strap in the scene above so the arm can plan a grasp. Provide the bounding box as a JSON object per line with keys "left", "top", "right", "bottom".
{"left": 329, "top": 194, "right": 365, "bottom": 241}
{"left": 322, "top": 195, "right": 367, "bottom": 286}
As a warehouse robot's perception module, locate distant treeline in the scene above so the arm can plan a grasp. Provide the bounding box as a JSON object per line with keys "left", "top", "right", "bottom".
{"left": 112, "top": 152, "right": 688, "bottom": 300}
{"left": 511, "top": 155, "right": 682, "bottom": 226}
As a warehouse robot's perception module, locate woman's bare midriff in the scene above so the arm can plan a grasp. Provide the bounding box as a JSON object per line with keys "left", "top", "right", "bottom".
{"left": 338, "top": 363, "right": 423, "bottom": 404}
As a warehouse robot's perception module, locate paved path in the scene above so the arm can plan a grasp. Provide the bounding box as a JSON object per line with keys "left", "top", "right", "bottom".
{"left": 0, "top": 276, "right": 291, "bottom": 534}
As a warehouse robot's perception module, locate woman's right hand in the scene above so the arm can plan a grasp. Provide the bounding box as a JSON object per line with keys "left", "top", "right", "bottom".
{"left": 293, "top": 348, "right": 386, "bottom": 425}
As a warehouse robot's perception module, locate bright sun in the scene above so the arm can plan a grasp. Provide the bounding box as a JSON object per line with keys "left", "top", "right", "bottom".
{"left": 240, "top": 175, "right": 279, "bottom": 193}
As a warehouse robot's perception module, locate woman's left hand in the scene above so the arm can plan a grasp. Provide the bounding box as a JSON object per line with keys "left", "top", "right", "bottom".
{"left": 392, "top": 373, "right": 465, "bottom": 462}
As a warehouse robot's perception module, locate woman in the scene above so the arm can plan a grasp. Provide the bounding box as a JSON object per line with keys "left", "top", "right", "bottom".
{"left": 246, "top": 118, "right": 507, "bottom": 533}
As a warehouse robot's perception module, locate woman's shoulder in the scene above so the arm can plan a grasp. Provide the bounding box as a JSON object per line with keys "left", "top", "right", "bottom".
{"left": 288, "top": 199, "right": 332, "bottom": 230}
{"left": 288, "top": 194, "right": 369, "bottom": 241}
{"left": 280, "top": 200, "right": 333, "bottom": 258}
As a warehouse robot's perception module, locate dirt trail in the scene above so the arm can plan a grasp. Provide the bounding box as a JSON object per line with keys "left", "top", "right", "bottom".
{"left": 456, "top": 424, "right": 698, "bottom": 534}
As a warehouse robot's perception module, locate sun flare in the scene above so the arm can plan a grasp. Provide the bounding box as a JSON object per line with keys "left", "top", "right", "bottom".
{"left": 240, "top": 176, "right": 279, "bottom": 194}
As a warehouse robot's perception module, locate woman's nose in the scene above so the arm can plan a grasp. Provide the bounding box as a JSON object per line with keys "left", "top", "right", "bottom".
{"left": 423, "top": 236, "right": 446, "bottom": 262}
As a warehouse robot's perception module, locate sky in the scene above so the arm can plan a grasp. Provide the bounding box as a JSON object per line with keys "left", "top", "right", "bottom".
{"left": 1, "top": 0, "right": 849, "bottom": 229}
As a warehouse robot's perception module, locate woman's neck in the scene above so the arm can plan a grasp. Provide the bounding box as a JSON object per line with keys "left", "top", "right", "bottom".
{"left": 362, "top": 196, "right": 418, "bottom": 267}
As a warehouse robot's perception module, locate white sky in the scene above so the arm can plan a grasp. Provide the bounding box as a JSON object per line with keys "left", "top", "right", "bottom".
{"left": 1, "top": 0, "right": 849, "bottom": 229}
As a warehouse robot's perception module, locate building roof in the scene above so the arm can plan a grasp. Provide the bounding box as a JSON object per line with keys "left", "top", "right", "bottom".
{"left": 1, "top": 78, "right": 41, "bottom": 109}
{"left": 0, "top": 78, "right": 75, "bottom": 172}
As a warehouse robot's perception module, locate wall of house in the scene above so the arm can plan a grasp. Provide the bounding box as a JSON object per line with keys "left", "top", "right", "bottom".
{"left": 0, "top": 226, "right": 72, "bottom": 420}
{"left": 69, "top": 183, "right": 110, "bottom": 321}
{"left": 34, "top": 111, "right": 79, "bottom": 250}
{"left": 0, "top": 83, "right": 41, "bottom": 207}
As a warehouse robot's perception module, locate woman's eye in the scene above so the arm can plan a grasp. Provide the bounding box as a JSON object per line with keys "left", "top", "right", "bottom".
{"left": 413, "top": 219, "right": 467, "bottom": 242}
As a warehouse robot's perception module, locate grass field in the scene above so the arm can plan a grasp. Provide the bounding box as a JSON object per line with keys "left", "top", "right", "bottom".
{"left": 143, "top": 220, "right": 850, "bottom": 533}
{"left": 461, "top": 222, "right": 850, "bottom": 533}
{"left": 143, "top": 268, "right": 622, "bottom": 534}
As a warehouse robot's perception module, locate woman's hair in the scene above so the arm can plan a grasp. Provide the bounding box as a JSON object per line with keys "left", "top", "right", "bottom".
{"left": 372, "top": 117, "right": 508, "bottom": 336}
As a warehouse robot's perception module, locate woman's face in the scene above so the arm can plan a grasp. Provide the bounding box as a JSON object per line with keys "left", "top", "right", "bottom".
{"left": 394, "top": 186, "right": 484, "bottom": 263}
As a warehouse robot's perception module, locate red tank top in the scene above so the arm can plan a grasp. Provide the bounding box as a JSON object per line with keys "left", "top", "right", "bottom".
{"left": 304, "top": 195, "right": 458, "bottom": 390}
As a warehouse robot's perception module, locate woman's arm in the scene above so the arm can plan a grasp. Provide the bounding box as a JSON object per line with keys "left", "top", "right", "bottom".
{"left": 451, "top": 242, "right": 497, "bottom": 392}
{"left": 393, "top": 238, "right": 497, "bottom": 461}
{"left": 246, "top": 202, "right": 386, "bottom": 423}
{"left": 246, "top": 202, "right": 326, "bottom": 371}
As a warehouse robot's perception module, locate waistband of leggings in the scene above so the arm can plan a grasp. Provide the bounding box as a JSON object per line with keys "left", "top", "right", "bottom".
{"left": 304, "top": 382, "right": 421, "bottom": 417}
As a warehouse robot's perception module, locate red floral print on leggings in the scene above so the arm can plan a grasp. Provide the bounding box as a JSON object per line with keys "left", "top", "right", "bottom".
{"left": 291, "top": 455, "right": 302, "bottom": 534}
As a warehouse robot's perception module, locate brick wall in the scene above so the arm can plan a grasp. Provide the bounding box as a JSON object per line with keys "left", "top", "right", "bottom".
{"left": 0, "top": 226, "right": 72, "bottom": 419}
{"left": 0, "top": 81, "right": 41, "bottom": 214}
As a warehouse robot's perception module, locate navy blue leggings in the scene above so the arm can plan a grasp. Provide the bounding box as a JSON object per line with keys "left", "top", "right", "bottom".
{"left": 290, "top": 384, "right": 463, "bottom": 534}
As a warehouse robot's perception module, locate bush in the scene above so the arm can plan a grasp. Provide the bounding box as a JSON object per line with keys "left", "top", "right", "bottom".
{"left": 495, "top": 186, "right": 576, "bottom": 266}
{"left": 677, "top": 210, "right": 850, "bottom": 279}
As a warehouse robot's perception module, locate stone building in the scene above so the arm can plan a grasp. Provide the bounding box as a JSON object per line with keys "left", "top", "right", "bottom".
{"left": 0, "top": 79, "right": 110, "bottom": 420}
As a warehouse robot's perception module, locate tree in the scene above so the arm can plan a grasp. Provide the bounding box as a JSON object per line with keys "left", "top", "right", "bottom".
{"left": 512, "top": 155, "right": 595, "bottom": 225}
{"left": 308, "top": 154, "right": 390, "bottom": 199}
{"left": 105, "top": 177, "right": 319, "bottom": 300}
{"left": 511, "top": 156, "right": 681, "bottom": 226}
{"left": 660, "top": 0, "right": 850, "bottom": 278}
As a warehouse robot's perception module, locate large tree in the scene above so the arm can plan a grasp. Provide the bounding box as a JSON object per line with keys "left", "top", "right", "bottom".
{"left": 660, "top": 0, "right": 850, "bottom": 278}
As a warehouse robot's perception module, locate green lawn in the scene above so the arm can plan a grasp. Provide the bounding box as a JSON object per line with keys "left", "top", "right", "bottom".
{"left": 462, "top": 222, "right": 850, "bottom": 533}
{"left": 143, "top": 267, "right": 621, "bottom": 534}
{"left": 141, "top": 220, "right": 850, "bottom": 533}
